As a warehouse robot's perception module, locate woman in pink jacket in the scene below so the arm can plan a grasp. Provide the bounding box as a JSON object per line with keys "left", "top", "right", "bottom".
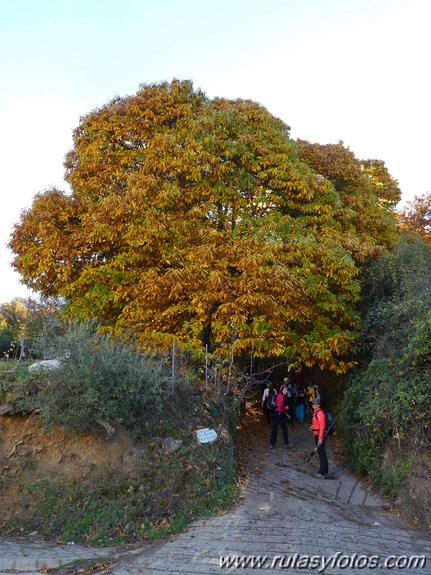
{"left": 269, "top": 385, "right": 293, "bottom": 449}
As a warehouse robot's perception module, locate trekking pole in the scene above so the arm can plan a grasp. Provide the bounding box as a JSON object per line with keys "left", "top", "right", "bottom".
{"left": 304, "top": 411, "right": 341, "bottom": 463}
{"left": 322, "top": 411, "right": 339, "bottom": 442}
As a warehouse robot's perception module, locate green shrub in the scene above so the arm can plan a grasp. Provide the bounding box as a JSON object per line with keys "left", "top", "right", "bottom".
{"left": 1, "top": 319, "right": 240, "bottom": 544}
{"left": 340, "top": 235, "right": 431, "bottom": 496}
{"left": 15, "top": 319, "right": 173, "bottom": 435}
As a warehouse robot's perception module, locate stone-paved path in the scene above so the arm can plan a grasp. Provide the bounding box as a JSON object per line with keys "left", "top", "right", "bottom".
{"left": 0, "top": 538, "right": 118, "bottom": 574}
{"left": 1, "top": 412, "right": 430, "bottom": 574}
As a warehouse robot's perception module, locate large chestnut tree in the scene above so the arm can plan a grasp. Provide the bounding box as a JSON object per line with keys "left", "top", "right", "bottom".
{"left": 10, "top": 80, "right": 399, "bottom": 372}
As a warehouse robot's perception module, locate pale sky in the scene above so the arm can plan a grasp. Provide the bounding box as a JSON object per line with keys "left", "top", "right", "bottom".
{"left": 1, "top": 0, "right": 430, "bottom": 303}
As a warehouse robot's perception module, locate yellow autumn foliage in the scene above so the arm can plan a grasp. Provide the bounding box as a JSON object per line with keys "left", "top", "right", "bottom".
{"left": 9, "top": 80, "right": 400, "bottom": 373}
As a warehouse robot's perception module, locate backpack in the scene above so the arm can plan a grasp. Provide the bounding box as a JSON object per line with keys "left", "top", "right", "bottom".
{"left": 267, "top": 390, "right": 277, "bottom": 411}
{"left": 314, "top": 409, "right": 335, "bottom": 436}
{"left": 324, "top": 410, "right": 335, "bottom": 435}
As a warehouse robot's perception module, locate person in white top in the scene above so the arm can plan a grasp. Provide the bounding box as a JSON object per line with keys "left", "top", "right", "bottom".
{"left": 261, "top": 381, "right": 276, "bottom": 426}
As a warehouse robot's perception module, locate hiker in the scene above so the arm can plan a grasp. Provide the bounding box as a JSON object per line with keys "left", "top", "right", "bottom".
{"left": 269, "top": 384, "right": 293, "bottom": 449}
{"left": 261, "top": 381, "right": 276, "bottom": 426}
{"left": 292, "top": 365, "right": 303, "bottom": 387}
{"left": 284, "top": 378, "right": 295, "bottom": 427}
{"left": 310, "top": 396, "right": 328, "bottom": 478}
{"left": 294, "top": 384, "right": 306, "bottom": 423}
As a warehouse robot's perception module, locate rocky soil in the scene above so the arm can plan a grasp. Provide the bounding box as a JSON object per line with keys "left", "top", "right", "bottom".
{"left": 0, "top": 414, "right": 141, "bottom": 530}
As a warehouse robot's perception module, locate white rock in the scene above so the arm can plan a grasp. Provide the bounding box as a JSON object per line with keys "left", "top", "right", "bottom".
{"left": 28, "top": 359, "right": 61, "bottom": 371}
{"left": 195, "top": 428, "right": 218, "bottom": 444}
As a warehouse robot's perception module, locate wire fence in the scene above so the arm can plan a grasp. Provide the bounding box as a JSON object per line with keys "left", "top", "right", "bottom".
{"left": 169, "top": 341, "right": 290, "bottom": 403}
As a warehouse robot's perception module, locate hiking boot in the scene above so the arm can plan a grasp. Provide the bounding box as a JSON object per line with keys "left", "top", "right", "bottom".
{"left": 313, "top": 473, "right": 328, "bottom": 479}
{"left": 269, "top": 444, "right": 275, "bottom": 449}
{"left": 284, "top": 443, "right": 293, "bottom": 449}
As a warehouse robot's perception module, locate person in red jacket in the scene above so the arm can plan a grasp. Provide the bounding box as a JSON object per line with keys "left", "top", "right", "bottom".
{"left": 310, "top": 396, "right": 328, "bottom": 478}
{"left": 269, "top": 385, "right": 293, "bottom": 449}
